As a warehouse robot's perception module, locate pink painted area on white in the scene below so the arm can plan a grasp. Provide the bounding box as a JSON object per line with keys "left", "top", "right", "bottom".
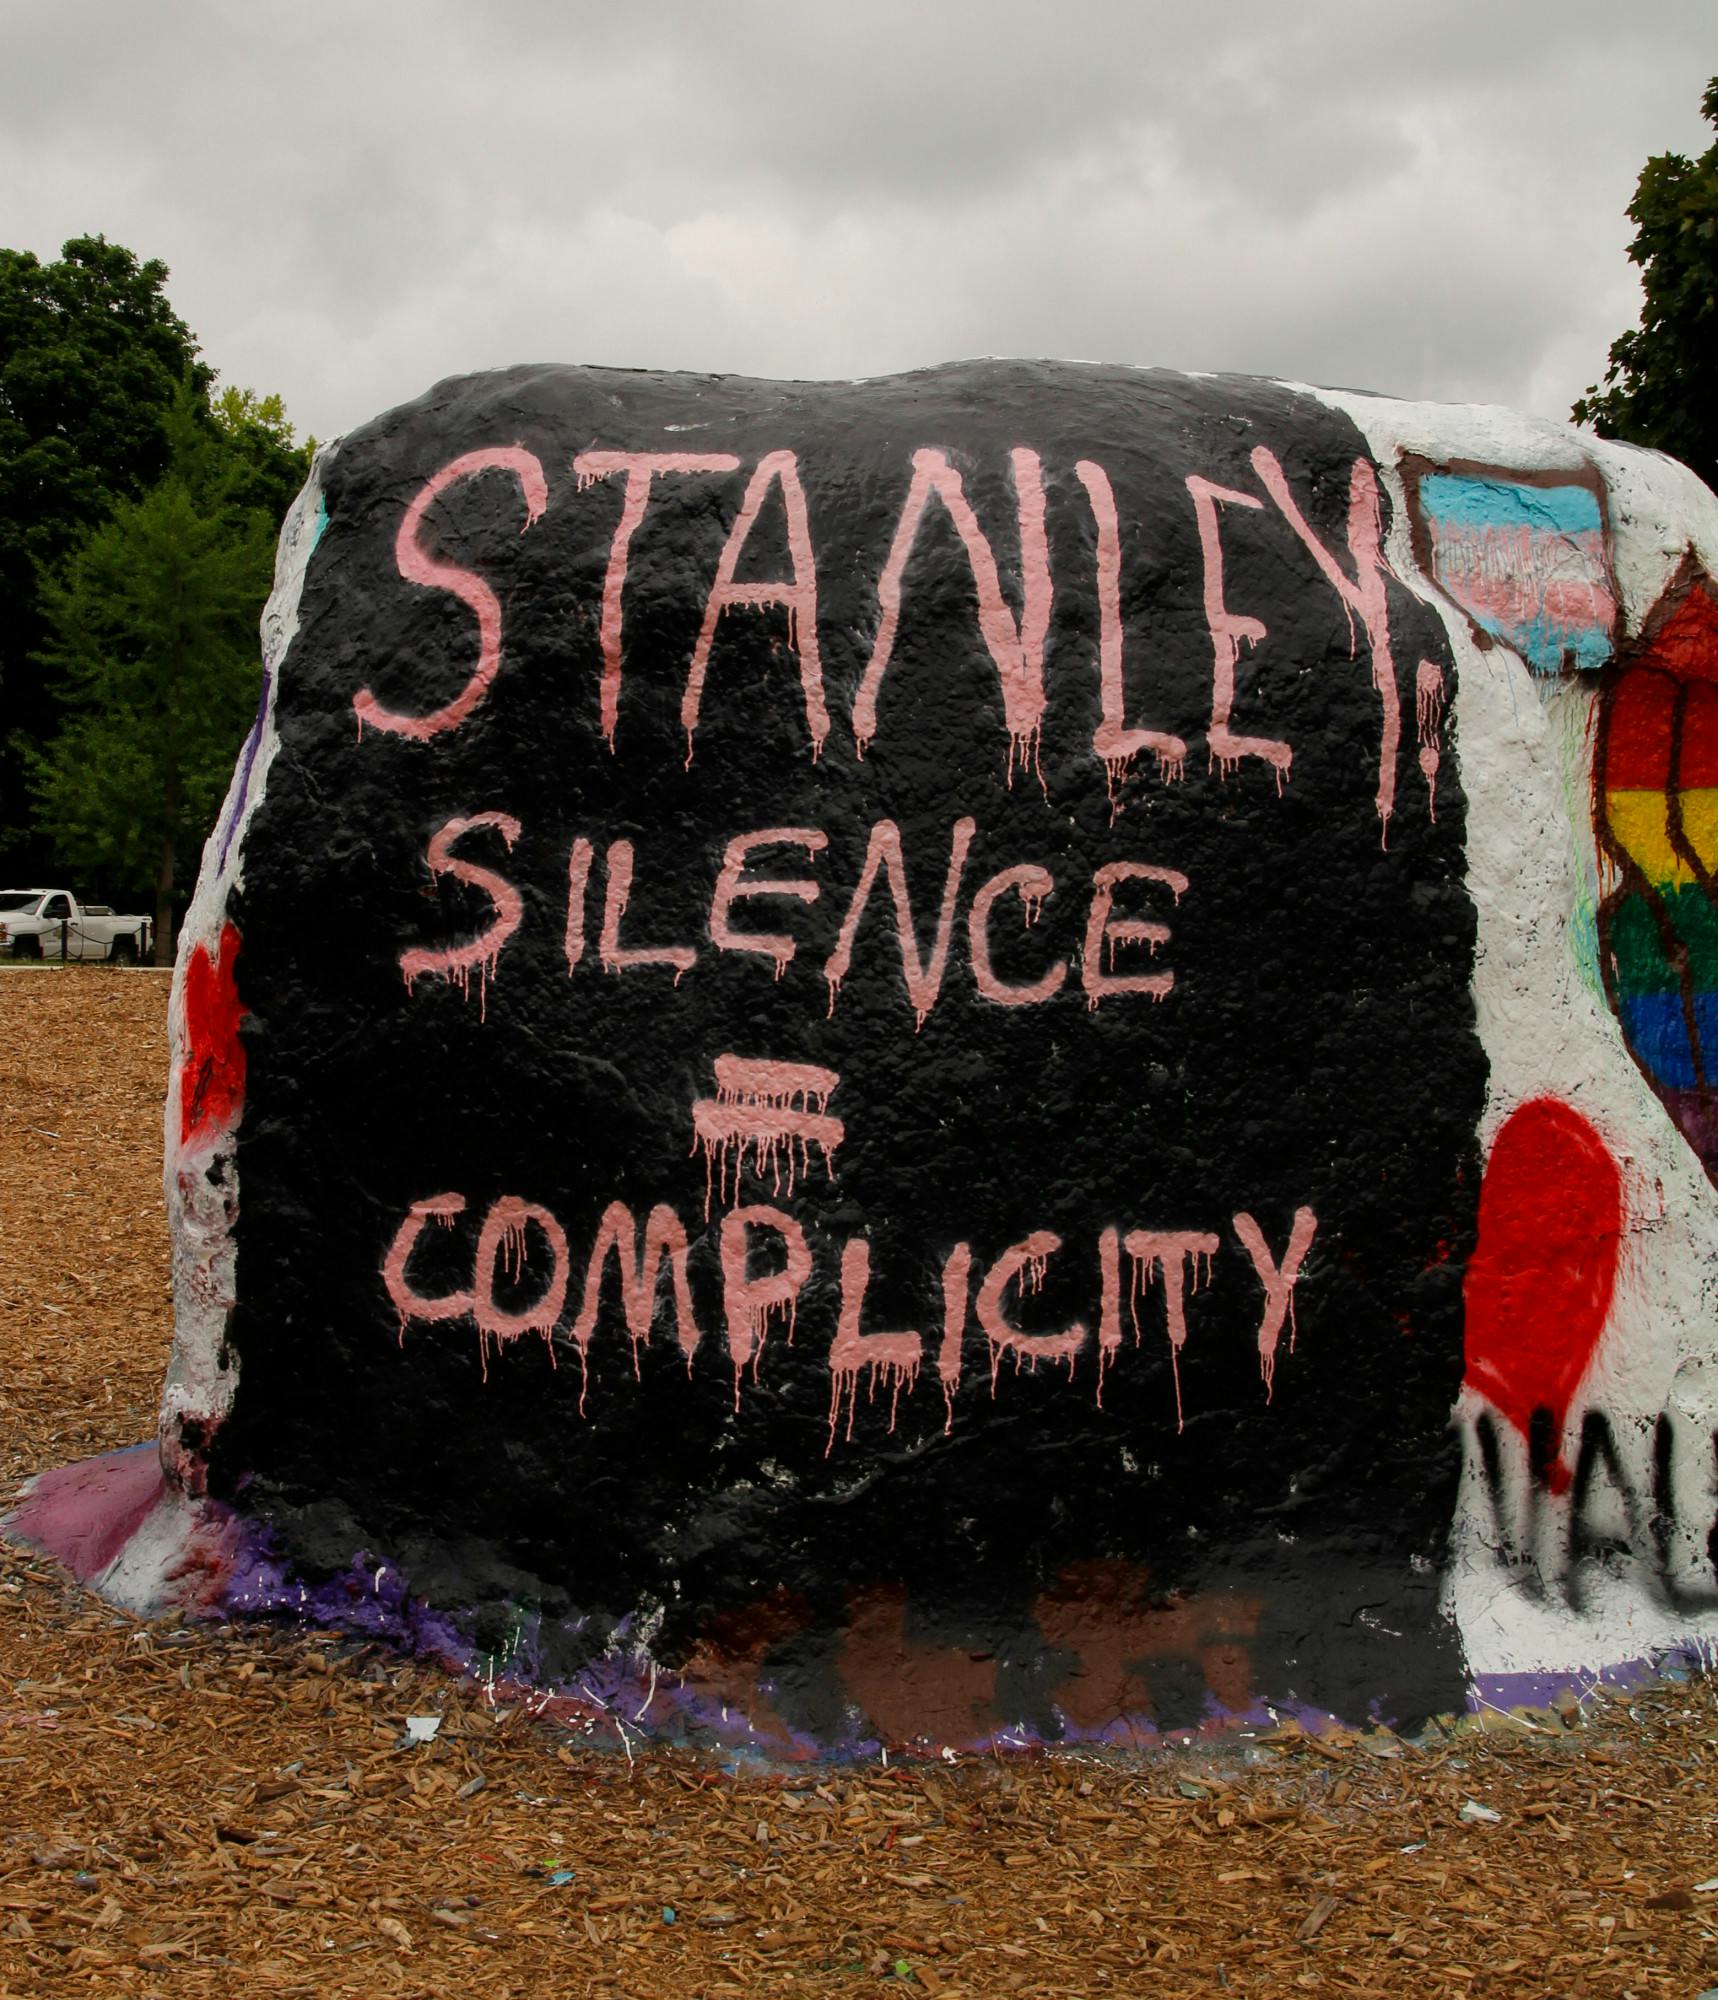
{"left": 824, "top": 817, "right": 975, "bottom": 1029}
{"left": 1425, "top": 520, "right": 1615, "bottom": 651}
{"left": 719, "top": 1203, "right": 813, "bottom": 1409}
{"left": 398, "top": 812, "right": 523, "bottom": 1018}
{"left": 682, "top": 451, "right": 829, "bottom": 765}
{"left": 978, "top": 1232, "right": 1086, "bottom": 1383}
{"left": 1080, "top": 860, "right": 1186, "bottom": 1009}
{"left": 852, "top": 448, "right": 1051, "bottom": 784}
{"left": 572, "top": 451, "right": 742, "bottom": 749}
{"left": 691, "top": 1055, "right": 844, "bottom": 1214}
{"left": 355, "top": 447, "right": 548, "bottom": 741}
{"left": 708, "top": 827, "right": 827, "bottom": 978}
{"left": 1232, "top": 1208, "right": 1319, "bottom": 1399}
{"left": 598, "top": 839, "right": 696, "bottom": 981}
{"left": 968, "top": 863, "right": 1065, "bottom": 1007}
{"left": 1075, "top": 457, "right": 1187, "bottom": 815}
{"left": 1251, "top": 447, "right": 1400, "bottom": 839}
{"left": 1186, "top": 474, "right": 1286, "bottom": 786}
{"left": 827, "top": 1237, "right": 923, "bottom": 1450}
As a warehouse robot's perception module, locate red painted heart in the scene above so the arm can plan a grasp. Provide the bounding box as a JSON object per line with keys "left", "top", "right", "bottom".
{"left": 1462, "top": 1097, "right": 1623, "bottom": 1494}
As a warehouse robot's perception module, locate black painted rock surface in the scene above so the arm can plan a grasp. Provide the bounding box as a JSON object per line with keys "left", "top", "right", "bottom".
{"left": 167, "top": 361, "right": 1487, "bottom": 1749}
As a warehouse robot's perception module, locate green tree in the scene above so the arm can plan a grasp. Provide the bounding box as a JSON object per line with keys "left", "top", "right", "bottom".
{"left": 25, "top": 435, "right": 274, "bottom": 957}
{"left": 1574, "top": 78, "right": 1718, "bottom": 491}
{"left": 0, "top": 239, "right": 209, "bottom": 752}
{"left": 209, "top": 383, "right": 316, "bottom": 527}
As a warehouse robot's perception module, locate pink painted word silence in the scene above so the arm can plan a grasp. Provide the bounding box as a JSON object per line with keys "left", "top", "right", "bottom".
{"left": 400, "top": 812, "right": 1188, "bottom": 1027}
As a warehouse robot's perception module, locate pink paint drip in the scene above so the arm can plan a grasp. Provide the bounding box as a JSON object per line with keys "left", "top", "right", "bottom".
{"left": 381, "top": 1194, "right": 471, "bottom": 1344}
{"left": 572, "top": 452, "right": 741, "bottom": 750}
{"left": 719, "top": 1205, "right": 812, "bottom": 1412}
{"left": 355, "top": 447, "right": 548, "bottom": 742}
{"left": 852, "top": 448, "right": 1051, "bottom": 785}
{"left": 824, "top": 817, "right": 975, "bottom": 1029}
{"left": 564, "top": 836, "right": 595, "bottom": 973}
{"left": 1124, "top": 1230, "right": 1219, "bottom": 1433}
{"left": 571, "top": 1201, "right": 700, "bottom": 1390}
{"left": 1096, "top": 1224, "right": 1122, "bottom": 1408}
{"left": 977, "top": 1232, "right": 1086, "bottom": 1389}
{"left": 1186, "top": 474, "right": 1288, "bottom": 791}
{"left": 690, "top": 1055, "right": 844, "bottom": 1217}
{"left": 827, "top": 1238, "right": 923, "bottom": 1451}
{"left": 1081, "top": 862, "right": 1187, "bottom": 1011}
{"left": 1233, "top": 1207, "right": 1319, "bottom": 1400}
{"left": 708, "top": 828, "right": 827, "bottom": 978}
{"left": 398, "top": 812, "right": 524, "bottom": 1021}
{"left": 682, "top": 451, "right": 829, "bottom": 766}
{"left": 473, "top": 1197, "right": 570, "bottom": 1387}
{"left": 937, "top": 1241, "right": 973, "bottom": 1434}
{"left": 968, "top": 864, "right": 1065, "bottom": 1007}
{"left": 1251, "top": 449, "right": 1400, "bottom": 843}
{"left": 599, "top": 839, "right": 695, "bottom": 983}
{"left": 1076, "top": 458, "right": 1188, "bottom": 821}
{"left": 1415, "top": 659, "right": 1446, "bottom": 820}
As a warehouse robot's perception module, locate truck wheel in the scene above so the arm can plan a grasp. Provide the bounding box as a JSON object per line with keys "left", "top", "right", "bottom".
{"left": 11, "top": 935, "right": 40, "bottom": 960}
{"left": 109, "top": 936, "right": 137, "bottom": 966}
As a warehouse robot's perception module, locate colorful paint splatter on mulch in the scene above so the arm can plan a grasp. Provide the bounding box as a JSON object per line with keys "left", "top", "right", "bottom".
{"left": 4, "top": 966, "right": 1718, "bottom": 1999}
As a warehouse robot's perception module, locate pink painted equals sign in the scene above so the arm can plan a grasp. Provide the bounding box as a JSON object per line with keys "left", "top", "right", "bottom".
{"left": 691, "top": 1055, "right": 844, "bottom": 1213}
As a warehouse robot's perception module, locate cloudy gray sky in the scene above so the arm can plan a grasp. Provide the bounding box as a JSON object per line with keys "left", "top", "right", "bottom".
{"left": 3, "top": 2, "right": 1712, "bottom": 444}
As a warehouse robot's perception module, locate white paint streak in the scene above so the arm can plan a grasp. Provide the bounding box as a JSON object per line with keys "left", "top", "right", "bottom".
{"left": 1311, "top": 381, "right": 1718, "bottom": 1682}
{"left": 159, "top": 451, "right": 330, "bottom": 1493}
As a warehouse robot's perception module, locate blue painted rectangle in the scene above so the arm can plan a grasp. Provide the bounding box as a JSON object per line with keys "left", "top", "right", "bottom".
{"left": 1420, "top": 473, "right": 1603, "bottom": 541}
{"left": 1622, "top": 991, "right": 1700, "bottom": 1089}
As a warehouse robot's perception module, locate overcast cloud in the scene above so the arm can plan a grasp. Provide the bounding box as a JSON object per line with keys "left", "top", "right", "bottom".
{"left": 2, "top": 1, "right": 1712, "bottom": 442}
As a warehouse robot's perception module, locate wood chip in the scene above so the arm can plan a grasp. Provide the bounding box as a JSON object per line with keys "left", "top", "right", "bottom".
{"left": 1297, "top": 1893, "right": 1341, "bottom": 1941}
{"left": 5, "top": 971, "right": 1718, "bottom": 1996}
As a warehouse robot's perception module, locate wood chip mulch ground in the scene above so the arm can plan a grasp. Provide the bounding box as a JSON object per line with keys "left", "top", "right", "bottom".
{"left": 3, "top": 966, "right": 1718, "bottom": 1999}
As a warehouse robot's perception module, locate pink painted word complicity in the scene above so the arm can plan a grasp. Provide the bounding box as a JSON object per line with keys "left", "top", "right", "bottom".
{"left": 401, "top": 814, "right": 1187, "bottom": 1026}
{"left": 381, "top": 1193, "right": 1319, "bottom": 1447}
{"left": 363, "top": 441, "right": 1410, "bottom": 830}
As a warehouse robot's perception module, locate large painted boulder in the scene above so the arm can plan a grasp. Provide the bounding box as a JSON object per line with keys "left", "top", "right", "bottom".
{"left": 16, "top": 360, "right": 1718, "bottom": 1756}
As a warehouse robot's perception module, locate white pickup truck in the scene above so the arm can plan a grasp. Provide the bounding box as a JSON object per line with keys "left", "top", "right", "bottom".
{"left": 0, "top": 890, "right": 154, "bottom": 964}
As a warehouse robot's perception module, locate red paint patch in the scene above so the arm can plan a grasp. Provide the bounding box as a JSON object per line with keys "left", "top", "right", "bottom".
{"left": 1680, "top": 676, "right": 1718, "bottom": 787}
{"left": 1650, "top": 578, "right": 1718, "bottom": 683}
{"left": 1463, "top": 1098, "right": 1623, "bottom": 1494}
{"left": 180, "top": 922, "right": 247, "bottom": 1147}
{"left": 1602, "top": 666, "right": 1678, "bottom": 790}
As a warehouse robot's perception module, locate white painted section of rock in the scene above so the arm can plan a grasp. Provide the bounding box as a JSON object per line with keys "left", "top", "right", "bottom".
{"left": 86, "top": 1482, "right": 220, "bottom": 1618}
{"left": 1317, "top": 385, "right": 1718, "bottom": 1684}
{"left": 158, "top": 449, "right": 336, "bottom": 1492}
